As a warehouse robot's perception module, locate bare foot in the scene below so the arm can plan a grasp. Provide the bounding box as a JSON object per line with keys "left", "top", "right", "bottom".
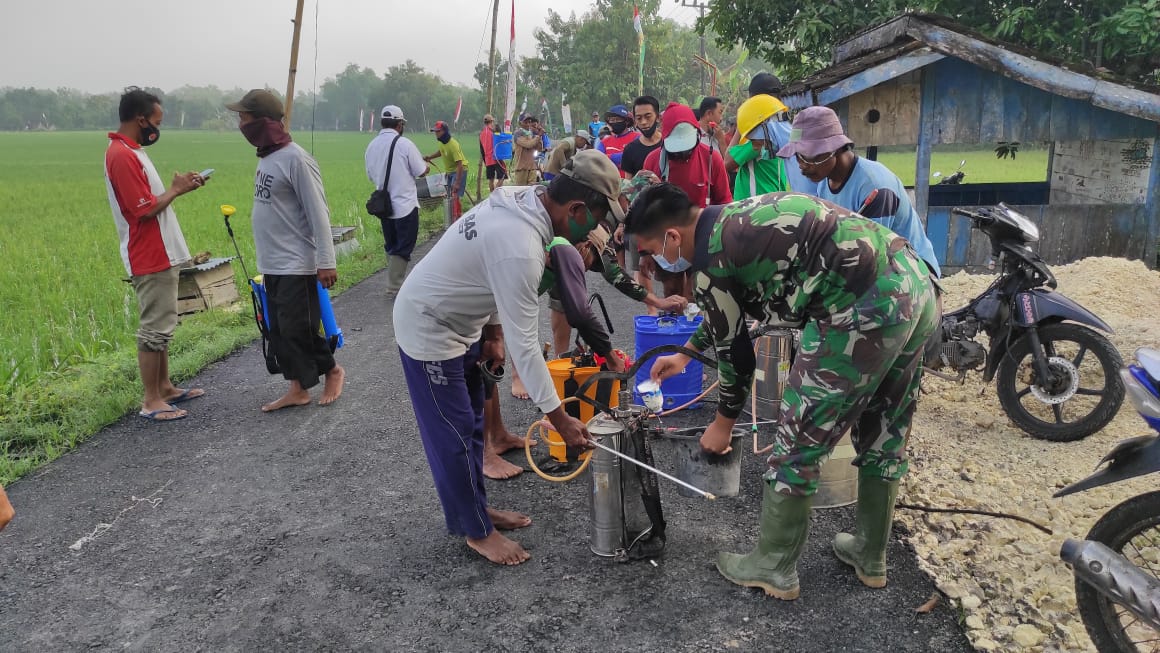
{"left": 510, "top": 376, "right": 530, "bottom": 400}
{"left": 489, "top": 430, "right": 537, "bottom": 455}
{"left": 487, "top": 507, "right": 532, "bottom": 530}
{"left": 262, "top": 388, "right": 311, "bottom": 412}
{"left": 466, "top": 530, "right": 530, "bottom": 565}
{"left": 319, "top": 365, "right": 345, "bottom": 406}
{"left": 483, "top": 450, "right": 524, "bottom": 480}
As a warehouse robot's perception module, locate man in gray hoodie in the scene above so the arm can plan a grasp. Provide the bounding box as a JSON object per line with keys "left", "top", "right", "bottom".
{"left": 393, "top": 150, "right": 624, "bottom": 566}
{"left": 227, "top": 89, "right": 345, "bottom": 412}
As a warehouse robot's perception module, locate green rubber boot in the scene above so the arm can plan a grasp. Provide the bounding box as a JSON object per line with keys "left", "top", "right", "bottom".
{"left": 832, "top": 472, "right": 900, "bottom": 588}
{"left": 716, "top": 483, "right": 812, "bottom": 600}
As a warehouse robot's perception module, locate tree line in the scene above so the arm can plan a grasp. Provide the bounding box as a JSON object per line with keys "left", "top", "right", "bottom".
{"left": 0, "top": 0, "right": 758, "bottom": 135}
{"left": 10, "top": 0, "right": 1153, "bottom": 135}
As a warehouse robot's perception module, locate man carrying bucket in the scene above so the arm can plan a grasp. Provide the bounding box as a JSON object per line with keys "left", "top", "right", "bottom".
{"left": 628, "top": 184, "right": 938, "bottom": 599}
{"left": 393, "top": 151, "right": 624, "bottom": 565}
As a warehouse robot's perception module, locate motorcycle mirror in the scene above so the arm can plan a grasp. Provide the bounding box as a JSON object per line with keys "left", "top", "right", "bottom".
{"left": 932, "top": 172, "right": 942, "bottom": 178}
{"left": 959, "top": 159, "right": 966, "bottom": 167}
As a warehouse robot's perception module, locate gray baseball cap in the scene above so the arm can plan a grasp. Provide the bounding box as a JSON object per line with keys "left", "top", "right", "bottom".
{"left": 559, "top": 150, "right": 625, "bottom": 221}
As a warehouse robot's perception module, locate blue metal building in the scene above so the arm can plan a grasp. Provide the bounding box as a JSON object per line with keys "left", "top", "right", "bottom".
{"left": 781, "top": 14, "right": 1160, "bottom": 271}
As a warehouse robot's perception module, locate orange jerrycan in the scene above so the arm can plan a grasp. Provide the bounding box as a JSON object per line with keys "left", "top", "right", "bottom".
{"left": 545, "top": 358, "right": 621, "bottom": 462}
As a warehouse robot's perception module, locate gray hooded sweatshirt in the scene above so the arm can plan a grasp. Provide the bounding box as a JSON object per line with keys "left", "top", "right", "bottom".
{"left": 393, "top": 185, "right": 560, "bottom": 414}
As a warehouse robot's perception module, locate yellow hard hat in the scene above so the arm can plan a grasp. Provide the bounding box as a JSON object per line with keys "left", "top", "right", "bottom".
{"left": 737, "top": 95, "right": 789, "bottom": 144}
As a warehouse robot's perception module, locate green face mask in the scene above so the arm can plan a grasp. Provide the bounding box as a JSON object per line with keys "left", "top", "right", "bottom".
{"left": 566, "top": 205, "right": 601, "bottom": 243}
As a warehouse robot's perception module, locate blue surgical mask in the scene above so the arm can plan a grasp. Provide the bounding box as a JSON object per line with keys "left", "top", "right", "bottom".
{"left": 652, "top": 232, "right": 691, "bottom": 273}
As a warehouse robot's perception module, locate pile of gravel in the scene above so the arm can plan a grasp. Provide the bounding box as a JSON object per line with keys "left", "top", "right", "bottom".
{"left": 900, "top": 257, "right": 1160, "bottom": 652}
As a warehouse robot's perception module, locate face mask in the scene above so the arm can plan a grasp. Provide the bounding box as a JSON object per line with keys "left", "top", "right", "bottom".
{"left": 652, "top": 231, "right": 692, "bottom": 273}
{"left": 139, "top": 120, "right": 160, "bottom": 147}
{"left": 240, "top": 119, "right": 267, "bottom": 148}
{"left": 669, "top": 147, "right": 695, "bottom": 162}
{"left": 437, "top": 131, "right": 451, "bottom": 144}
{"left": 638, "top": 122, "right": 658, "bottom": 138}
{"left": 567, "top": 205, "right": 601, "bottom": 243}
{"left": 609, "top": 121, "right": 628, "bottom": 135}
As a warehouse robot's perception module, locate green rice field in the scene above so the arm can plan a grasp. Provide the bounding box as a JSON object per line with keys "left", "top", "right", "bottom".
{"left": 0, "top": 129, "right": 468, "bottom": 481}
{"left": 0, "top": 131, "right": 1047, "bottom": 482}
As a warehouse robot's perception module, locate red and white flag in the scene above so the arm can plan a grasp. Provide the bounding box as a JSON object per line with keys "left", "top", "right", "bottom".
{"left": 502, "top": 0, "right": 518, "bottom": 132}
{"left": 453, "top": 96, "right": 463, "bottom": 124}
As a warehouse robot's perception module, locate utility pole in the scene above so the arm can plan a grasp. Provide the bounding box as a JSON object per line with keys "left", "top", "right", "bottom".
{"left": 679, "top": 0, "right": 710, "bottom": 96}
{"left": 487, "top": 0, "right": 500, "bottom": 116}
{"left": 284, "top": 0, "right": 305, "bottom": 128}
{"left": 479, "top": 0, "right": 500, "bottom": 199}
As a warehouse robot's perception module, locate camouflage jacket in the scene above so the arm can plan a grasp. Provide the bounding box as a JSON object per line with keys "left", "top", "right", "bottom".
{"left": 593, "top": 248, "right": 648, "bottom": 302}
{"left": 688, "top": 192, "right": 932, "bottom": 418}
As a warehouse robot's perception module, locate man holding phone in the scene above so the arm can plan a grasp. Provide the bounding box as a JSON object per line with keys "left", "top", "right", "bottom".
{"left": 104, "top": 86, "right": 207, "bottom": 422}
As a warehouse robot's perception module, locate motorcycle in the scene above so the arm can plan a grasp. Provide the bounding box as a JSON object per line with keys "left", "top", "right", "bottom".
{"left": 932, "top": 159, "right": 967, "bottom": 185}
{"left": 1055, "top": 348, "right": 1160, "bottom": 652}
{"left": 923, "top": 203, "right": 1125, "bottom": 441}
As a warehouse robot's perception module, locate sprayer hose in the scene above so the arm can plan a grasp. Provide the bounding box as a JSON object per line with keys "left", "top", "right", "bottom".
{"left": 525, "top": 397, "right": 593, "bottom": 482}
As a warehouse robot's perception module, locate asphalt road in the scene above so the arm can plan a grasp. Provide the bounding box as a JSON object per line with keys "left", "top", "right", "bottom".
{"left": 0, "top": 234, "right": 972, "bottom": 652}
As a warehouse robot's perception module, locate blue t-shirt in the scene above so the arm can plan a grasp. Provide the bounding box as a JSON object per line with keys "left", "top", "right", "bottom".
{"left": 814, "top": 157, "right": 941, "bottom": 277}
{"left": 766, "top": 120, "right": 812, "bottom": 193}
{"left": 589, "top": 120, "right": 606, "bottom": 136}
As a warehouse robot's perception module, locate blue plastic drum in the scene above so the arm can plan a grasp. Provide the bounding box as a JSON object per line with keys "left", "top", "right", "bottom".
{"left": 633, "top": 314, "right": 705, "bottom": 410}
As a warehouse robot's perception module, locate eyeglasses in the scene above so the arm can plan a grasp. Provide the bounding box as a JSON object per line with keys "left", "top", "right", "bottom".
{"left": 795, "top": 150, "right": 839, "bottom": 167}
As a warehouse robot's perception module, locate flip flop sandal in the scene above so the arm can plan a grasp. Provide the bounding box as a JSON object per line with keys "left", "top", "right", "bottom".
{"left": 139, "top": 407, "right": 187, "bottom": 422}
{"left": 167, "top": 388, "right": 205, "bottom": 405}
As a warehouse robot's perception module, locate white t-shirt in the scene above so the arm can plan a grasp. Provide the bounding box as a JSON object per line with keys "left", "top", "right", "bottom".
{"left": 364, "top": 128, "right": 427, "bottom": 218}
{"left": 393, "top": 186, "right": 560, "bottom": 414}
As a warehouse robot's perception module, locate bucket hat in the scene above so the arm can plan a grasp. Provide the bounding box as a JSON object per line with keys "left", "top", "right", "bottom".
{"left": 776, "top": 106, "right": 853, "bottom": 160}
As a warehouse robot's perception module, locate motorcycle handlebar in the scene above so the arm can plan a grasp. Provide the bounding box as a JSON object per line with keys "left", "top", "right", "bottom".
{"left": 951, "top": 207, "right": 994, "bottom": 226}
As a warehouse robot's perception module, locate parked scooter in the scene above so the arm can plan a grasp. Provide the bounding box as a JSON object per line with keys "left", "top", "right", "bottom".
{"left": 923, "top": 203, "right": 1124, "bottom": 441}
{"left": 932, "top": 160, "right": 967, "bottom": 185}
{"left": 1056, "top": 348, "right": 1160, "bottom": 651}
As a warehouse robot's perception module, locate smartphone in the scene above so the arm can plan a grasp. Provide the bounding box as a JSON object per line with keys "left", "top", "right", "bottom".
{"left": 199, "top": 168, "right": 214, "bottom": 179}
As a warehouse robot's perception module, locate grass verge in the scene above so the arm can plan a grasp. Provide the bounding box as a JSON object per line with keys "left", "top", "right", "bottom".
{"left": 0, "top": 207, "right": 448, "bottom": 484}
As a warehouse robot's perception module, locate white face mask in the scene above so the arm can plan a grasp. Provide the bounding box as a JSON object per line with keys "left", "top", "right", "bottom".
{"left": 652, "top": 231, "right": 692, "bottom": 273}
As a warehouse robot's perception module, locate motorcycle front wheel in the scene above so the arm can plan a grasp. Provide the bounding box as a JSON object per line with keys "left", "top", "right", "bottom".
{"left": 996, "top": 322, "right": 1124, "bottom": 441}
{"left": 1076, "top": 491, "right": 1160, "bottom": 652}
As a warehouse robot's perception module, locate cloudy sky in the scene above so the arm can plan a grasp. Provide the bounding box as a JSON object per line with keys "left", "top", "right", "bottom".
{"left": 2, "top": 0, "right": 700, "bottom": 94}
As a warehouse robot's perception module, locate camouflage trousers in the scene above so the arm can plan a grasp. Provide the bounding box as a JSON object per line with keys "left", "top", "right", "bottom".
{"left": 766, "top": 255, "right": 939, "bottom": 497}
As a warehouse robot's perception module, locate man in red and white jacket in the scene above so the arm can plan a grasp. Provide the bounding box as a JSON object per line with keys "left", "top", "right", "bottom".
{"left": 104, "top": 87, "right": 207, "bottom": 422}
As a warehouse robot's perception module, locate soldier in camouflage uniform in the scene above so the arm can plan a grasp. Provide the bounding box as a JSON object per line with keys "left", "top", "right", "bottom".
{"left": 627, "top": 184, "right": 939, "bottom": 600}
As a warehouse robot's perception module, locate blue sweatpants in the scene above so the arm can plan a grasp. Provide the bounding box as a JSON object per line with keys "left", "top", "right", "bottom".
{"left": 399, "top": 343, "right": 494, "bottom": 539}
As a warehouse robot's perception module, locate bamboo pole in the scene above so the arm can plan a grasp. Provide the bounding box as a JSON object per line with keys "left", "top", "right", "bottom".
{"left": 284, "top": 0, "right": 305, "bottom": 127}
{"left": 478, "top": 0, "right": 500, "bottom": 200}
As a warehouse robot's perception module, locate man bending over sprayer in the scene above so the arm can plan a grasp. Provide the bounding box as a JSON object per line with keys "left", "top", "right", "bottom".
{"left": 104, "top": 87, "right": 207, "bottom": 422}
{"left": 392, "top": 151, "right": 624, "bottom": 565}
{"left": 629, "top": 184, "right": 938, "bottom": 600}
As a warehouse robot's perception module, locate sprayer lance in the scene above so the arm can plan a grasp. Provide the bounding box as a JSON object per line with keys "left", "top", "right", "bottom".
{"left": 586, "top": 437, "right": 717, "bottom": 500}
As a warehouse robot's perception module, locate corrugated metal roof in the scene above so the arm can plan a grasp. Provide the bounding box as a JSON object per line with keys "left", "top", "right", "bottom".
{"left": 782, "top": 13, "right": 1160, "bottom": 123}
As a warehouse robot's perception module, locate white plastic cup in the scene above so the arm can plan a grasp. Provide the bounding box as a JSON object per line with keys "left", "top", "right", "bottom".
{"left": 637, "top": 380, "right": 664, "bottom": 412}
